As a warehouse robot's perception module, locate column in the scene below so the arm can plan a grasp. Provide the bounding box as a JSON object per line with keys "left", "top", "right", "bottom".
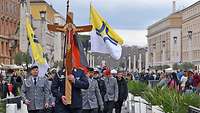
{"left": 189, "top": 39, "right": 192, "bottom": 62}
{"left": 128, "top": 55, "right": 131, "bottom": 72}
{"left": 19, "top": 1, "right": 28, "bottom": 52}
{"left": 139, "top": 54, "right": 142, "bottom": 73}
{"left": 90, "top": 53, "right": 93, "bottom": 67}
{"left": 92, "top": 55, "right": 95, "bottom": 68}
{"left": 145, "top": 51, "right": 149, "bottom": 71}
{"left": 2, "top": 41, "right": 4, "bottom": 56}
{"left": 133, "top": 55, "right": 136, "bottom": 72}
{"left": 87, "top": 52, "right": 90, "bottom": 64}
{"left": 188, "top": 31, "right": 193, "bottom": 62}
{"left": 0, "top": 19, "right": 1, "bottom": 35}
{"left": 162, "top": 47, "right": 165, "bottom": 65}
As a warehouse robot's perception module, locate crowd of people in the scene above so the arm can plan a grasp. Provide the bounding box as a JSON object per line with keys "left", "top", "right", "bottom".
{"left": 134, "top": 69, "right": 200, "bottom": 94}
{"left": 0, "top": 65, "right": 129, "bottom": 113}
{"left": 3, "top": 64, "right": 200, "bottom": 113}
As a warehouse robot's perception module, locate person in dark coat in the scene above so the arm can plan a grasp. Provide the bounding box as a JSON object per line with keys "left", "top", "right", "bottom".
{"left": 10, "top": 70, "right": 23, "bottom": 96}
{"left": 51, "top": 68, "right": 89, "bottom": 113}
{"left": 115, "top": 71, "right": 128, "bottom": 113}
{"left": 1, "top": 80, "right": 8, "bottom": 99}
{"left": 93, "top": 70, "right": 106, "bottom": 102}
{"left": 93, "top": 69, "right": 106, "bottom": 113}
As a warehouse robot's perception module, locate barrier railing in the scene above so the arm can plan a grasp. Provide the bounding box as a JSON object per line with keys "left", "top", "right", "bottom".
{"left": 188, "top": 106, "right": 200, "bottom": 113}
{"left": 0, "top": 96, "right": 22, "bottom": 109}
{"left": 148, "top": 80, "right": 160, "bottom": 88}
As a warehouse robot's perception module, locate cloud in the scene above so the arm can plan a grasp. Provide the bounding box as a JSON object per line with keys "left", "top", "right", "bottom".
{"left": 44, "top": 0, "right": 199, "bottom": 46}
{"left": 45, "top": 0, "right": 198, "bottom": 29}
{"left": 116, "top": 29, "right": 147, "bottom": 47}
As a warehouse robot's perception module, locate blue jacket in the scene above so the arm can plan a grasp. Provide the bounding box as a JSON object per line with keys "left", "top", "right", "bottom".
{"left": 51, "top": 68, "right": 89, "bottom": 109}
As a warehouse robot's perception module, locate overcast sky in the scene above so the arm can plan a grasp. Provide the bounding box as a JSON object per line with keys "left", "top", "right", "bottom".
{"left": 45, "top": 0, "right": 199, "bottom": 46}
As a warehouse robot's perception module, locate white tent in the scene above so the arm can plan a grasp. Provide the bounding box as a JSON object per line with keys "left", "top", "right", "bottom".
{"left": 165, "top": 68, "right": 173, "bottom": 72}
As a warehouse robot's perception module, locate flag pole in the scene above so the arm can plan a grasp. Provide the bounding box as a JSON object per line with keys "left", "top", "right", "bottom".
{"left": 63, "top": 0, "right": 70, "bottom": 68}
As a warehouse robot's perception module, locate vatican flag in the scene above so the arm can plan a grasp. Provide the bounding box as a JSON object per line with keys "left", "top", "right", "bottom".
{"left": 26, "top": 17, "right": 49, "bottom": 77}
{"left": 90, "top": 4, "right": 124, "bottom": 60}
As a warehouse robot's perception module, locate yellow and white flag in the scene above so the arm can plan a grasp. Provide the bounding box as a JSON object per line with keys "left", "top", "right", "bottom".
{"left": 26, "top": 17, "right": 49, "bottom": 77}
{"left": 90, "top": 4, "right": 124, "bottom": 60}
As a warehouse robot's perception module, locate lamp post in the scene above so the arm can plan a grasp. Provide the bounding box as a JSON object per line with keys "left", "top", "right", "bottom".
{"left": 50, "top": 48, "right": 54, "bottom": 66}
{"left": 152, "top": 43, "right": 156, "bottom": 67}
{"left": 162, "top": 41, "right": 165, "bottom": 66}
{"left": 9, "top": 39, "right": 18, "bottom": 64}
{"left": 40, "top": 11, "right": 46, "bottom": 48}
{"left": 173, "top": 36, "right": 178, "bottom": 62}
{"left": 128, "top": 54, "right": 131, "bottom": 72}
{"left": 188, "top": 31, "right": 192, "bottom": 62}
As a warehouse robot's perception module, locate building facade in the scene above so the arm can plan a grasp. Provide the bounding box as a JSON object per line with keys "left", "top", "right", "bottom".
{"left": 30, "top": 0, "right": 65, "bottom": 66}
{"left": 54, "top": 13, "right": 65, "bottom": 62}
{"left": 182, "top": 1, "right": 200, "bottom": 69}
{"left": 147, "top": 12, "right": 182, "bottom": 68}
{"left": 0, "top": 0, "right": 20, "bottom": 64}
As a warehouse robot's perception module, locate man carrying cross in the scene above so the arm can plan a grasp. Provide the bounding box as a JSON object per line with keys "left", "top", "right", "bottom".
{"left": 51, "top": 67, "right": 89, "bottom": 113}
{"left": 50, "top": 1, "right": 92, "bottom": 113}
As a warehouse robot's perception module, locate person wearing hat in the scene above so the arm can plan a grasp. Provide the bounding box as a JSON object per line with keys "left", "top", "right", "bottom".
{"left": 103, "top": 69, "right": 118, "bottom": 113}
{"left": 21, "top": 65, "right": 49, "bottom": 113}
{"left": 93, "top": 68, "right": 106, "bottom": 113}
{"left": 51, "top": 67, "right": 89, "bottom": 113}
{"left": 82, "top": 67, "right": 104, "bottom": 113}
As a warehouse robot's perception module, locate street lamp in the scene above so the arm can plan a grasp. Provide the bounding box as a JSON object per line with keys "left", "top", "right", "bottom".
{"left": 153, "top": 44, "right": 156, "bottom": 49}
{"left": 173, "top": 37, "right": 177, "bottom": 44}
{"left": 162, "top": 41, "right": 166, "bottom": 47}
{"left": 188, "top": 31, "right": 192, "bottom": 39}
{"left": 40, "top": 11, "right": 46, "bottom": 21}
{"left": 20, "top": 0, "right": 27, "bottom": 6}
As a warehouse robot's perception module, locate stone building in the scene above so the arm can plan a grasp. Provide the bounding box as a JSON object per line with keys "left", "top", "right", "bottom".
{"left": 0, "top": 0, "right": 20, "bottom": 64}
{"left": 30, "top": 0, "right": 65, "bottom": 66}
{"left": 181, "top": 1, "right": 200, "bottom": 69}
{"left": 147, "top": 11, "right": 182, "bottom": 68}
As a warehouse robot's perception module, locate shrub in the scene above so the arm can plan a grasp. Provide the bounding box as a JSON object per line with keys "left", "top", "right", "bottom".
{"left": 128, "top": 81, "right": 200, "bottom": 113}
{"left": 0, "top": 101, "right": 6, "bottom": 113}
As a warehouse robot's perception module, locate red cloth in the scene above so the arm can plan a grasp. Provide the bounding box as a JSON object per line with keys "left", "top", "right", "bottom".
{"left": 193, "top": 74, "right": 200, "bottom": 87}
{"left": 103, "top": 69, "right": 111, "bottom": 76}
{"left": 8, "top": 83, "right": 13, "bottom": 93}
{"left": 68, "top": 31, "right": 87, "bottom": 73}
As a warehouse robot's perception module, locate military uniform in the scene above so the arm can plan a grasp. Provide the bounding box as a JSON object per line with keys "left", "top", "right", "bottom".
{"left": 103, "top": 76, "right": 118, "bottom": 113}
{"left": 21, "top": 76, "right": 49, "bottom": 113}
{"left": 82, "top": 77, "right": 104, "bottom": 113}
{"left": 51, "top": 68, "right": 89, "bottom": 113}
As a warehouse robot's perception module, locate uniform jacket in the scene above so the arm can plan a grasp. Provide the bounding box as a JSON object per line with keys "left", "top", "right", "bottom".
{"left": 94, "top": 76, "right": 106, "bottom": 102}
{"left": 82, "top": 78, "right": 103, "bottom": 109}
{"left": 103, "top": 76, "right": 118, "bottom": 102}
{"left": 21, "top": 76, "right": 49, "bottom": 110}
{"left": 51, "top": 68, "right": 89, "bottom": 109}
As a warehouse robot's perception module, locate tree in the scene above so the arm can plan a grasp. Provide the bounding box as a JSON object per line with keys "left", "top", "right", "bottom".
{"left": 14, "top": 52, "right": 32, "bottom": 65}
{"left": 173, "top": 62, "right": 195, "bottom": 71}
{"left": 173, "top": 63, "right": 179, "bottom": 70}
{"left": 53, "top": 61, "right": 63, "bottom": 68}
{"left": 162, "top": 65, "right": 170, "bottom": 70}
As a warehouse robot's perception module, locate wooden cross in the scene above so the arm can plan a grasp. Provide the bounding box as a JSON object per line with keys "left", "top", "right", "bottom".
{"left": 47, "top": 2, "right": 92, "bottom": 104}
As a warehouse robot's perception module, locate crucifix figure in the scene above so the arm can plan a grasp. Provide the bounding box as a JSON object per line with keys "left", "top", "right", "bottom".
{"left": 47, "top": 1, "right": 92, "bottom": 105}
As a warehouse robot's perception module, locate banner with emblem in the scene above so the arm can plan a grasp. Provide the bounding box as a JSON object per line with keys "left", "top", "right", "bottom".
{"left": 26, "top": 17, "right": 49, "bottom": 77}
{"left": 90, "top": 4, "right": 124, "bottom": 60}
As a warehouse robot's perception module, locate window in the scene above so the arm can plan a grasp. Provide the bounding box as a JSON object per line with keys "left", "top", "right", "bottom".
{"left": 1, "top": 41, "right": 4, "bottom": 55}
{"left": 6, "top": 42, "right": 8, "bottom": 56}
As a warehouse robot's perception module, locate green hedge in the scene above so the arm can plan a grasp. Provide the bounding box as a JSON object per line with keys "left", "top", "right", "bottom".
{"left": 0, "top": 101, "right": 6, "bottom": 113}
{"left": 128, "top": 81, "right": 200, "bottom": 113}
